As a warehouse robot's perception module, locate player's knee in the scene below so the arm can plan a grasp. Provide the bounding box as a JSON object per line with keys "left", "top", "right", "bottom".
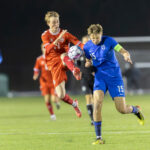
{"left": 44, "top": 95, "right": 50, "bottom": 103}
{"left": 56, "top": 92, "right": 65, "bottom": 99}
{"left": 117, "top": 107, "right": 126, "bottom": 114}
{"left": 95, "top": 98, "right": 102, "bottom": 106}
{"left": 60, "top": 53, "right": 67, "bottom": 60}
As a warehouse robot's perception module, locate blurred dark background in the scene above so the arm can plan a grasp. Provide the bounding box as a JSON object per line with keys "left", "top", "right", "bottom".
{"left": 0, "top": 0, "right": 150, "bottom": 92}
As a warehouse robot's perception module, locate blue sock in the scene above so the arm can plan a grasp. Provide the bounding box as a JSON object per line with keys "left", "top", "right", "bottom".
{"left": 132, "top": 106, "right": 138, "bottom": 114}
{"left": 94, "top": 121, "right": 102, "bottom": 139}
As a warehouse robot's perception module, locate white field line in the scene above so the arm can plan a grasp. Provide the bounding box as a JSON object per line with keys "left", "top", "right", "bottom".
{"left": 0, "top": 130, "right": 150, "bottom": 135}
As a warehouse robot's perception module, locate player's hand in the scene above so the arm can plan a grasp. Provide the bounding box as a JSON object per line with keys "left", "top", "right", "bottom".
{"left": 85, "top": 59, "right": 92, "bottom": 67}
{"left": 33, "top": 74, "right": 38, "bottom": 80}
{"left": 123, "top": 52, "right": 132, "bottom": 64}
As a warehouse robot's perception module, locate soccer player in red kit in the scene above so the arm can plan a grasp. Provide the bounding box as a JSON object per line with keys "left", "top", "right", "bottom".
{"left": 33, "top": 43, "right": 60, "bottom": 120}
{"left": 41, "top": 11, "right": 83, "bottom": 117}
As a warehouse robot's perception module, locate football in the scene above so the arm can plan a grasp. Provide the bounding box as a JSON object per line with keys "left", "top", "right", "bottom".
{"left": 68, "top": 45, "right": 83, "bottom": 60}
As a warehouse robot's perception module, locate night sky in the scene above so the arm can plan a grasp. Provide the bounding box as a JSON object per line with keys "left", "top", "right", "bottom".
{"left": 0, "top": 0, "right": 150, "bottom": 90}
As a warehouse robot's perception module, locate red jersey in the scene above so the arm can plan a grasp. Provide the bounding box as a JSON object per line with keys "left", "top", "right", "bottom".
{"left": 33, "top": 55, "right": 54, "bottom": 87}
{"left": 41, "top": 28, "right": 83, "bottom": 70}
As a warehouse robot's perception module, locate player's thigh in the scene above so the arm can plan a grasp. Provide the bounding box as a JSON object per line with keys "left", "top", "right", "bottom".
{"left": 85, "top": 94, "right": 93, "bottom": 104}
{"left": 55, "top": 81, "right": 66, "bottom": 98}
{"left": 114, "top": 97, "right": 127, "bottom": 113}
{"left": 93, "top": 90, "right": 104, "bottom": 106}
{"left": 51, "top": 95, "right": 58, "bottom": 103}
{"left": 44, "top": 94, "right": 51, "bottom": 103}
{"left": 60, "top": 53, "right": 67, "bottom": 66}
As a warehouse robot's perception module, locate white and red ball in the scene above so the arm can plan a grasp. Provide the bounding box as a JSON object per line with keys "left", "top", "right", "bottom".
{"left": 68, "top": 45, "right": 83, "bottom": 60}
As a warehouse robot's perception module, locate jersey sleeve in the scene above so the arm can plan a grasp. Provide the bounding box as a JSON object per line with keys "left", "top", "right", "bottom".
{"left": 107, "top": 37, "right": 123, "bottom": 52}
{"left": 33, "top": 58, "right": 41, "bottom": 75}
{"left": 108, "top": 37, "right": 119, "bottom": 49}
{"left": 83, "top": 44, "right": 91, "bottom": 59}
{"left": 41, "top": 32, "right": 55, "bottom": 54}
{"left": 66, "top": 32, "right": 84, "bottom": 49}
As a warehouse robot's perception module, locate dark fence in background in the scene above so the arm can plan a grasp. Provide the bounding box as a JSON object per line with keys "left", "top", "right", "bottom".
{"left": 1, "top": 37, "right": 150, "bottom": 94}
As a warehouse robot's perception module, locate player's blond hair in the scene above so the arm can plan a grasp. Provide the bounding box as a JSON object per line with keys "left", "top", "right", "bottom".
{"left": 87, "top": 24, "right": 103, "bottom": 35}
{"left": 45, "top": 11, "right": 59, "bottom": 25}
{"left": 82, "top": 35, "right": 89, "bottom": 40}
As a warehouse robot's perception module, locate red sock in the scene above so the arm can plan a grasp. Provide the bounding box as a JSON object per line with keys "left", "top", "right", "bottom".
{"left": 63, "top": 56, "right": 75, "bottom": 71}
{"left": 62, "top": 94, "right": 73, "bottom": 105}
{"left": 45, "top": 102, "right": 54, "bottom": 115}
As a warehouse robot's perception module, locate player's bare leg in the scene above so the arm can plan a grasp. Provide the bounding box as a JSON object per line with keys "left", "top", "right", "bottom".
{"left": 85, "top": 94, "right": 94, "bottom": 125}
{"left": 51, "top": 95, "right": 61, "bottom": 109}
{"left": 92, "top": 90, "right": 105, "bottom": 144}
{"left": 61, "top": 53, "right": 81, "bottom": 80}
{"left": 114, "top": 97, "right": 144, "bottom": 125}
{"left": 55, "top": 81, "right": 82, "bottom": 117}
{"left": 44, "top": 94, "right": 56, "bottom": 120}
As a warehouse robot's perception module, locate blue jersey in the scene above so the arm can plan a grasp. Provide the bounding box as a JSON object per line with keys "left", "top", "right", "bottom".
{"left": 0, "top": 50, "right": 3, "bottom": 64}
{"left": 83, "top": 36, "right": 119, "bottom": 69}
{"left": 83, "top": 36, "right": 125, "bottom": 98}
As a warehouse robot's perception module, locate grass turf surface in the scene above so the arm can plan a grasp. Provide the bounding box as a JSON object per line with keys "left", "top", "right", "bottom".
{"left": 0, "top": 94, "right": 150, "bottom": 150}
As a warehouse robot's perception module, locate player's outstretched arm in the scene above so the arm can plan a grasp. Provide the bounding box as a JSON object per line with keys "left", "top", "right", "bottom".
{"left": 41, "top": 30, "right": 67, "bottom": 54}
{"left": 119, "top": 48, "right": 132, "bottom": 64}
{"left": 54, "top": 30, "right": 67, "bottom": 46}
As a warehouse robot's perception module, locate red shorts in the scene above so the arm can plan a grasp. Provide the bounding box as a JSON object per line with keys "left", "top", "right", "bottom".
{"left": 46, "top": 56, "right": 68, "bottom": 88}
{"left": 40, "top": 83, "right": 55, "bottom": 96}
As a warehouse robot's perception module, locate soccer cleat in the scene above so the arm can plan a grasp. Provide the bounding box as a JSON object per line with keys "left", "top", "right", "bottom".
{"left": 50, "top": 114, "right": 56, "bottom": 120}
{"left": 72, "top": 67, "right": 81, "bottom": 80}
{"left": 135, "top": 106, "right": 145, "bottom": 125}
{"left": 74, "top": 100, "right": 82, "bottom": 118}
{"left": 92, "top": 138, "right": 105, "bottom": 145}
{"left": 91, "top": 121, "right": 94, "bottom": 126}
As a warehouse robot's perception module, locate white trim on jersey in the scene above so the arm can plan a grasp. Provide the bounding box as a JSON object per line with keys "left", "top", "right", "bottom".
{"left": 44, "top": 43, "right": 49, "bottom": 47}
{"left": 33, "top": 68, "right": 39, "bottom": 72}
{"left": 49, "top": 28, "right": 60, "bottom": 35}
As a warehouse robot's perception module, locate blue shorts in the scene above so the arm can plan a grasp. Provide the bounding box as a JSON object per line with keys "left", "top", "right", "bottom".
{"left": 94, "top": 67, "right": 125, "bottom": 99}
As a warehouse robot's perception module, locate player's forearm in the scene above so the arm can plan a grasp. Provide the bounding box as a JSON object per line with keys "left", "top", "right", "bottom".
{"left": 119, "top": 48, "right": 130, "bottom": 57}
{"left": 45, "top": 43, "right": 55, "bottom": 54}
{"left": 119, "top": 48, "right": 132, "bottom": 64}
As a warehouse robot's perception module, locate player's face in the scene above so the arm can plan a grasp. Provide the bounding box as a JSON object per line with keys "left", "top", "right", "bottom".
{"left": 90, "top": 33, "right": 102, "bottom": 45}
{"left": 82, "top": 37, "right": 89, "bottom": 44}
{"left": 48, "top": 17, "right": 60, "bottom": 33}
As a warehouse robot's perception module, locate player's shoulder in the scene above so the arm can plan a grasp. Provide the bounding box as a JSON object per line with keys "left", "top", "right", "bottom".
{"left": 84, "top": 40, "right": 93, "bottom": 49}
{"left": 102, "top": 36, "right": 115, "bottom": 42}
{"left": 36, "top": 55, "right": 43, "bottom": 61}
{"left": 41, "top": 29, "right": 50, "bottom": 37}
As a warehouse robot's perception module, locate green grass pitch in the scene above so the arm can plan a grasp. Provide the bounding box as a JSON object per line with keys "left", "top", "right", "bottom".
{"left": 0, "top": 94, "right": 150, "bottom": 150}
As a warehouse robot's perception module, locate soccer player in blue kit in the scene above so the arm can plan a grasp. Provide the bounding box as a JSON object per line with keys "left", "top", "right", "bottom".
{"left": 83, "top": 24, "right": 145, "bottom": 144}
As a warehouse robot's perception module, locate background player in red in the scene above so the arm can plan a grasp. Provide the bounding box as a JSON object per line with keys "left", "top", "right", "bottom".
{"left": 33, "top": 43, "right": 60, "bottom": 120}
{"left": 41, "top": 11, "right": 84, "bottom": 118}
